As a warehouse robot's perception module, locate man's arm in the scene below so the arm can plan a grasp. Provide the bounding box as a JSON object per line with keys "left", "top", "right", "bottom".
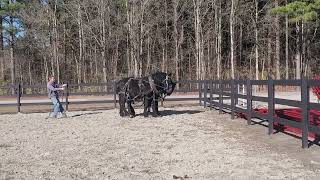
{"left": 47, "top": 83, "right": 64, "bottom": 91}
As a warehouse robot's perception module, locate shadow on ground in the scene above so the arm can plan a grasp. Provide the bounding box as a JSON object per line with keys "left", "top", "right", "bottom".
{"left": 136, "top": 110, "right": 203, "bottom": 117}
{"left": 250, "top": 118, "right": 320, "bottom": 148}
{"left": 69, "top": 112, "right": 102, "bottom": 118}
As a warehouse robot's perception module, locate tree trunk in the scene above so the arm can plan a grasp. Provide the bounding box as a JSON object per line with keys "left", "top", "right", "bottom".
{"left": 9, "top": 15, "right": 15, "bottom": 91}
{"left": 138, "top": 1, "right": 148, "bottom": 77}
{"left": 28, "top": 61, "right": 32, "bottom": 85}
{"left": 139, "top": 10, "right": 144, "bottom": 77}
{"left": 0, "top": 13, "right": 3, "bottom": 81}
{"left": 63, "top": 21, "right": 68, "bottom": 82}
{"left": 295, "top": 22, "right": 301, "bottom": 80}
{"left": 180, "top": 44, "right": 184, "bottom": 79}
{"left": 275, "top": 0, "right": 280, "bottom": 79}
{"left": 126, "top": 0, "right": 131, "bottom": 76}
{"left": 267, "top": 29, "right": 272, "bottom": 77}
{"left": 173, "top": 0, "right": 179, "bottom": 85}
{"left": 200, "top": 37, "right": 205, "bottom": 79}
{"left": 302, "top": 22, "right": 307, "bottom": 77}
{"left": 215, "top": 0, "right": 222, "bottom": 79}
{"left": 131, "top": 3, "right": 138, "bottom": 77}
{"left": 285, "top": 0, "right": 289, "bottom": 79}
{"left": 53, "top": 0, "right": 60, "bottom": 82}
{"left": 146, "top": 34, "right": 151, "bottom": 74}
{"left": 187, "top": 52, "right": 190, "bottom": 80}
{"left": 305, "top": 25, "right": 311, "bottom": 78}
{"left": 89, "top": 48, "right": 93, "bottom": 79}
{"left": 78, "top": 3, "right": 83, "bottom": 85}
{"left": 44, "top": 56, "right": 49, "bottom": 84}
{"left": 239, "top": 21, "right": 242, "bottom": 73}
{"left": 100, "top": 1, "right": 107, "bottom": 83}
{"left": 262, "top": 57, "right": 266, "bottom": 80}
{"left": 82, "top": 31, "right": 87, "bottom": 83}
{"left": 0, "top": 56, "right": 3, "bottom": 82}
{"left": 193, "top": 0, "right": 202, "bottom": 80}
{"left": 255, "top": 0, "right": 259, "bottom": 80}
{"left": 207, "top": 42, "right": 211, "bottom": 78}
{"left": 114, "top": 35, "right": 119, "bottom": 79}
{"left": 94, "top": 45, "right": 99, "bottom": 82}
{"left": 230, "top": 0, "right": 236, "bottom": 79}
{"left": 162, "top": 0, "right": 168, "bottom": 73}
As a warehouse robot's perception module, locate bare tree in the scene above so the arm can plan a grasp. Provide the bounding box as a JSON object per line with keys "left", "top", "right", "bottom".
{"left": 295, "top": 22, "right": 301, "bottom": 79}
{"left": 230, "top": 0, "right": 236, "bottom": 79}
{"left": 274, "top": 0, "right": 280, "bottom": 79}
{"left": 254, "top": 0, "right": 259, "bottom": 80}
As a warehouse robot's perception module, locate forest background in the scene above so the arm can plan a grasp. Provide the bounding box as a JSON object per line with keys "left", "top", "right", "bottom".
{"left": 0, "top": 0, "right": 320, "bottom": 86}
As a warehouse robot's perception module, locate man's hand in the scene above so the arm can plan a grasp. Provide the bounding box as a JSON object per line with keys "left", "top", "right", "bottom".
{"left": 59, "top": 84, "right": 67, "bottom": 90}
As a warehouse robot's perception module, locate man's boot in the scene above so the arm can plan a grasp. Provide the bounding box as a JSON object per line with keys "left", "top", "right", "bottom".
{"left": 60, "top": 112, "right": 68, "bottom": 118}
{"left": 48, "top": 112, "right": 58, "bottom": 119}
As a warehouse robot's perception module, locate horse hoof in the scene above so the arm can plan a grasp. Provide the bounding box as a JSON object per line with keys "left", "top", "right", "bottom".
{"left": 130, "top": 115, "right": 134, "bottom": 118}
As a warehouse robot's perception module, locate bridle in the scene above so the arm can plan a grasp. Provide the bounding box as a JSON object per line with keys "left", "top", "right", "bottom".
{"left": 149, "top": 75, "right": 171, "bottom": 93}
{"left": 146, "top": 75, "right": 172, "bottom": 102}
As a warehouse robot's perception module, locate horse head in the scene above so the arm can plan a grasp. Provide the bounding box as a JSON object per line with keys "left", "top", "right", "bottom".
{"left": 151, "top": 72, "right": 176, "bottom": 96}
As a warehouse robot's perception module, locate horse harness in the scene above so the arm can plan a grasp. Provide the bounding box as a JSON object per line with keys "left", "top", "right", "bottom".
{"left": 120, "top": 75, "right": 169, "bottom": 103}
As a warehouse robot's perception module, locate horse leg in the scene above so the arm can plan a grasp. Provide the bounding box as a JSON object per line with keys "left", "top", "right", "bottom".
{"left": 154, "top": 97, "right": 160, "bottom": 116}
{"left": 152, "top": 94, "right": 160, "bottom": 117}
{"left": 119, "top": 94, "right": 129, "bottom": 117}
{"left": 143, "top": 96, "right": 149, "bottom": 117}
{"left": 119, "top": 94, "right": 125, "bottom": 116}
{"left": 127, "top": 101, "right": 135, "bottom": 118}
{"left": 147, "top": 97, "right": 152, "bottom": 113}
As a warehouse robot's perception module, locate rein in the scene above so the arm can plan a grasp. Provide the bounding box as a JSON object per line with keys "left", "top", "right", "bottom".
{"left": 140, "top": 75, "right": 170, "bottom": 91}
{"left": 120, "top": 75, "right": 170, "bottom": 104}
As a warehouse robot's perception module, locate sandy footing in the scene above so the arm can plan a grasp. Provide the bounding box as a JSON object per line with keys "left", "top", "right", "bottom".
{"left": 0, "top": 106, "right": 319, "bottom": 179}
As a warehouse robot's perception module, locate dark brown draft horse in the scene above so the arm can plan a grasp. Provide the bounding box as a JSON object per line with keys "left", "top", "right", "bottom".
{"left": 116, "top": 72, "right": 176, "bottom": 118}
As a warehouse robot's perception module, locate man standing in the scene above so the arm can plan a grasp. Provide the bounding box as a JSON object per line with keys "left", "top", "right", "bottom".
{"left": 47, "top": 76, "right": 67, "bottom": 118}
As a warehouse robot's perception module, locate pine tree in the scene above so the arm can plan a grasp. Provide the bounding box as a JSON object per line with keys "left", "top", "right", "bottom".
{"left": 273, "top": 0, "right": 320, "bottom": 79}
{"left": 0, "top": 0, "right": 25, "bottom": 88}
{"left": 273, "top": 0, "right": 320, "bottom": 22}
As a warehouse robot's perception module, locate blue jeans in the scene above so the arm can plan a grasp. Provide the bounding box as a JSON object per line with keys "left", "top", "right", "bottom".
{"left": 50, "top": 96, "right": 64, "bottom": 116}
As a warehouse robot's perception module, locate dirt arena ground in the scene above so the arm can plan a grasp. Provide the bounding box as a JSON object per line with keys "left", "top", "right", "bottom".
{"left": 1, "top": 106, "right": 320, "bottom": 179}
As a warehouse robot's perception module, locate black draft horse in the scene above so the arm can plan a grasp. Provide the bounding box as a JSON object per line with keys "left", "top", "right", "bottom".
{"left": 116, "top": 72, "right": 176, "bottom": 118}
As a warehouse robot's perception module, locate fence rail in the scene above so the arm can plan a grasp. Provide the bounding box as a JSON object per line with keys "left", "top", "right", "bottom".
{"left": 199, "top": 78, "right": 320, "bottom": 149}
{"left": 0, "top": 80, "right": 204, "bottom": 113}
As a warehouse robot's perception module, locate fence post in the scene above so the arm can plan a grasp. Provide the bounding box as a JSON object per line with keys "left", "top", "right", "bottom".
{"left": 113, "top": 81, "right": 117, "bottom": 109}
{"left": 219, "top": 79, "right": 223, "bottom": 114}
{"left": 204, "top": 81, "right": 208, "bottom": 108}
{"left": 199, "top": 81, "right": 202, "bottom": 106}
{"left": 17, "top": 83, "right": 21, "bottom": 113}
{"left": 246, "top": 80, "right": 252, "bottom": 125}
{"left": 268, "top": 77, "right": 275, "bottom": 135}
{"left": 65, "top": 83, "right": 69, "bottom": 111}
{"left": 235, "top": 83, "right": 239, "bottom": 106}
{"left": 301, "top": 77, "right": 309, "bottom": 148}
{"left": 210, "top": 80, "right": 213, "bottom": 110}
{"left": 231, "top": 79, "right": 235, "bottom": 119}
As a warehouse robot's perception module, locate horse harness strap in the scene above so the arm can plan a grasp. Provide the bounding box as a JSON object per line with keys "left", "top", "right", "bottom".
{"left": 148, "top": 76, "right": 159, "bottom": 94}
{"left": 117, "top": 78, "right": 137, "bottom": 102}
{"left": 121, "top": 76, "right": 163, "bottom": 103}
{"left": 126, "top": 78, "right": 141, "bottom": 102}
